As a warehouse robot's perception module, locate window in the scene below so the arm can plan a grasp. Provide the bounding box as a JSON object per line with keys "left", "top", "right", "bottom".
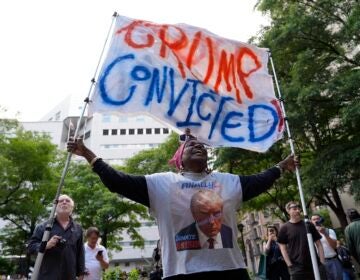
{"left": 136, "top": 116, "right": 145, "bottom": 122}
{"left": 163, "top": 128, "right": 169, "bottom": 134}
{"left": 137, "top": 128, "right": 143, "bottom": 134}
{"left": 155, "top": 128, "right": 161, "bottom": 134}
{"left": 125, "top": 262, "right": 130, "bottom": 267}
{"left": 129, "top": 129, "right": 135, "bottom": 135}
{"left": 146, "top": 128, "right": 152, "bottom": 134}
{"left": 120, "top": 129, "right": 126, "bottom": 135}
{"left": 103, "top": 129, "right": 109, "bottom": 136}
{"left": 111, "top": 129, "right": 118, "bottom": 135}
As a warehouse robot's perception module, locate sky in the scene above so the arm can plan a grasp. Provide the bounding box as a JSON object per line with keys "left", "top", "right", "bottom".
{"left": 0, "top": 0, "right": 269, "bottom": 121}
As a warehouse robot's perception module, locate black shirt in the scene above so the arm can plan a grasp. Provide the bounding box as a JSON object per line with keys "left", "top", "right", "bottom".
{"left": 28, "top": 217, "right": 85, "bottom": 280}
{"left": 277, "top": 220, "right": 321, "bottom": 268}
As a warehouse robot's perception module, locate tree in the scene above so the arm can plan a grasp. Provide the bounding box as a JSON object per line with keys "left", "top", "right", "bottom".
{"left": 0, "top": 124, "right": 58, "bottom": 274}
{"left": 254, "top": 0, "right": 360, "bottom": 228}
{"left": 213, "top": 143, "right": 300, "bottom": 221}
{"left": 64, "top": 161, "right": 149, "bottom": 250}
{"left": 123, "top": 132, "right": 179, "bottom": 174}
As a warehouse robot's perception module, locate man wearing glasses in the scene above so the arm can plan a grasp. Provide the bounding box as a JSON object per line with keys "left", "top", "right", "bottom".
{"left": 277, "top": 201, "right": 326, "bottom": 280}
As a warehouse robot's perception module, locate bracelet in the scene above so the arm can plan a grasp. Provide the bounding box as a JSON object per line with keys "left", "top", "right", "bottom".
{"left": 90, "top": 157, "right": 99, "bottom": 167}
{"left": 275, "top": 164, "right": 284, "bottom": 174}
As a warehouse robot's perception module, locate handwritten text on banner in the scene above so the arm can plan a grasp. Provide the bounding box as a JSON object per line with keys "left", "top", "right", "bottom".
{"left": 89, "top": 16, "right": 284, "bottom": 152}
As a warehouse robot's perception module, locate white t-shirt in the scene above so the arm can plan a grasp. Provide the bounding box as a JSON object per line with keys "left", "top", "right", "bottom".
{"left": 84, "top": 243, "right": 109, "bottom": 280}
{"left": 146, "top": 171, "right": 246, "bottom": 278}
{"left": 320, "top": 228, "right": 337, "bottom": 258}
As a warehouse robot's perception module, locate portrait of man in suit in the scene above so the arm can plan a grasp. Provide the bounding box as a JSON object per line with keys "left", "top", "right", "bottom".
{"left": 175, "top": 189, "right": 233, "bottom": 251}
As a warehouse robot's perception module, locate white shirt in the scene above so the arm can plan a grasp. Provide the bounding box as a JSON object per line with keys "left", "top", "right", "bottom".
{"left": 146, "top": 172, "right": 245, "bottom": 278}
{"left": 320, "top": 228, "right": 337, "bottom": 258}
{"left": 84, "top": 243, "right": 109, "bottom": 280}
{"left": 196, "top": 223, "right": 223, "bottom": 249}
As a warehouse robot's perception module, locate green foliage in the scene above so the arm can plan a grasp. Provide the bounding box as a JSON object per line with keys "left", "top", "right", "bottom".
{"left": 64, "top": 161, "right": 149, "bottom": 250}
{"left": 103, "top": 267, "right": 127, "bottom": 280}
{"left": 124, "top": 132, "right": 179, "bottom": 174}
{"left": 0, "top": 127, "right": 58, "bottom": 256}
{"left": 0, "top": 257, "right": 16, "bottom": 275}
{"left": 128, "top": 268, "right": 140, "bottom": 280}
{"left": 252, "top": 0, "right": 360, "bottom": 228}
{"left": 214, "top": 143, "right": 297, "bottom": 221}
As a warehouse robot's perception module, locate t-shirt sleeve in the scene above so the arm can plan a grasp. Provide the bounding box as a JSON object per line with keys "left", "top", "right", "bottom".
{"left": 92, "top": 159, "right": 149, "bottom": 207}
{"left": 329, "top": 228, "right": 337, "bottom": 240}
{"left": 240, "top": 167, "right": 281, "bottom": 201}
{"left": 309, "top": 222, "right": 322, "bottom": 242}
{"left": 277, "top": 224, "right": 288, "bottom": 244}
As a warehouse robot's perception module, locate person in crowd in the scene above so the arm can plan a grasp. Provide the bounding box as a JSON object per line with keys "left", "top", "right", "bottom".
{"left": 263, "top": 225, "right": 290, "bottom": 280}
{"left": 310, "top": 214, "right": 342, "bottom": 280}
{"left": 345, "top": 208, "right": 360, "bottom": 265}
{"left": 84, "top": 227, "right": 109, "bottom": 280}
{"left": 28, "top": 194, "right": 85, "bottom": 280}
{"left": 67, "top": 137, "right": 298, "bottom": 280}
{"left": 277, "top": 202, "right": 326, "bottom": 280}
{"left": 336, "top": 239, "right": 356, "bottom": 280}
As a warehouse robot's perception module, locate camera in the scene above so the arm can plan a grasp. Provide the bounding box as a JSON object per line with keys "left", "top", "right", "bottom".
{"left": 315, "top": 216, "right": 324, "bottom": 226}
{"left": 97, "top": 250, "right": 103, "bottom": 256}
{"left": 57, "top": 237, "right": 67, "bottom": 247}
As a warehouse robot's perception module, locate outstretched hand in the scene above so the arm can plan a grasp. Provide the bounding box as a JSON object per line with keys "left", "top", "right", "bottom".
{"left": 67, "top": 137, "right": 88, "bottom": 157}
{"left": 278, "top": 154, "right": 300, "bottom": 173}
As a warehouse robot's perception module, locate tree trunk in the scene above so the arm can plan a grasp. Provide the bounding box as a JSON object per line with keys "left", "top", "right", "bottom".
{"left": 102, "top": 230, "right": 108, "bottom": 248}
{"left": 330, "top": 187, "right": 348, "bottom": 229}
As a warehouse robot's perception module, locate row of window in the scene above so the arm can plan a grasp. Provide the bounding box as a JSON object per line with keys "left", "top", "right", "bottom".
{"left": 103, "top": 128, "right": 169, "bottom": 136}
{"left": 100, "top": 143, "right": 159, "bottom": 150}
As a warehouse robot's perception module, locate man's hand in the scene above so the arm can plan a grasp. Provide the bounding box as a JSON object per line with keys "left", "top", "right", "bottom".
{"left": 278, "top": 154, "right": 300, "bottom": 173}
{"left": 67, "top": 137, "right": 87, "bottom": 157}
{"left": 95, "top": 253, "right": 104, "bottom": 262}
{"left": 317, "top": 225, "right": 326, "bottom": 235}
{"left": 45, "top": 235, "right": 61, "bottom": 250}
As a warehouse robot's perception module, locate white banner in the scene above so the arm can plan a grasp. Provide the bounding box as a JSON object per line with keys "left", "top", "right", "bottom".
{"left": 89, "top": 15, "right": 284, "bottom": 152}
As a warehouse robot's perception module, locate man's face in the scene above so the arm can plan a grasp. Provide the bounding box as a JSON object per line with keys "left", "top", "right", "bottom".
{"left": 287, "top": 204, "right": 301, "bottom": 219}
{"left": 56, "top": 195, "right": 74, "bottom": 216}
{"left": 193, "top": 198, "right": 223, "bottom": 238}
{"left": 311, "top": 215, "right": 321, "bottom": 226}
{"left": 181, "top": 140, "right": 208, "bottom": 169}
{"left": 87, "top": 233, "right": 99, "bottom": 247}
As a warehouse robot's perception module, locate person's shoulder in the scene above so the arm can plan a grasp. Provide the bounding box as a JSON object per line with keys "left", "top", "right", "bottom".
{"left": 98, "top": 244, "right": 107, "bottom": 251}
{"left": 34, "top": 220, "right": 48, "bottom": 231}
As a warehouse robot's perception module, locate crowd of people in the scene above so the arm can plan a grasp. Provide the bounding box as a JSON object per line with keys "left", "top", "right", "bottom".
{"left": 22, "top": 130, "right": 359, "bottom": 280}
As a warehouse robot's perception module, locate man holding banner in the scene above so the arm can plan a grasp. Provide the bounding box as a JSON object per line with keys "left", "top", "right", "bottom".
{"left": 67, "top": 137, "right": 298, "bottom": 279}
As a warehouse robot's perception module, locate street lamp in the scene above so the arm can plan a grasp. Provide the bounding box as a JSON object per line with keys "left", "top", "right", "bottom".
{"left": 237, "top": 223, "right": 247, "bottom": 265}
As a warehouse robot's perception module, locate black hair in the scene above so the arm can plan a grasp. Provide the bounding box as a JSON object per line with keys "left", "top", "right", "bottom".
{"left": 347, "top": 208, "right": 360, "bottom": 222}
{"left": 86, "top": 226, "right": 100, "bottom": 237}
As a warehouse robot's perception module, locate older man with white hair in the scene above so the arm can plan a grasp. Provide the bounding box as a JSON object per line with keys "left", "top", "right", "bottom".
{"left": 28, "top": 194, "right": 85, "bottom": 280}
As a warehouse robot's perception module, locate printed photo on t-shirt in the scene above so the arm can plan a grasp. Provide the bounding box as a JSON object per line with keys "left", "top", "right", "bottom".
{"left": 172, "top": 180, "right": 234, "bottom": 251}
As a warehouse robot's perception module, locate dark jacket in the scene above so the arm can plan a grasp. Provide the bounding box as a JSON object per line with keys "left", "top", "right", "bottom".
{"left": 28, "top": 218, "right": 85, "bottom": 280}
